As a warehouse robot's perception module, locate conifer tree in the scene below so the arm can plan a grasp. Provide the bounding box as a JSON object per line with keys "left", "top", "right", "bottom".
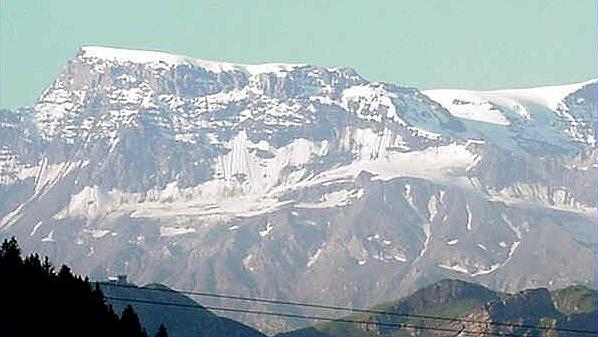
{"left": 155, "top": 323, "right": 168, "bottom": 337}
{"left": 120, "top": 304, "right": 147, "bottom": 336}
{"left": 0, "top": 237, "right": 157, "bottom": 336}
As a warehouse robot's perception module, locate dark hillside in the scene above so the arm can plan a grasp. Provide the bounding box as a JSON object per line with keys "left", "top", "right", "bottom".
{"left": 0, "top": 237, "right": 150, "bottom": 336}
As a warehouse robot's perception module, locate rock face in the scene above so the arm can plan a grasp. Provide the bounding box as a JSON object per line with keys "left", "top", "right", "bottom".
{"left": 0, "top": 46, "right": 595, "bottom": 333}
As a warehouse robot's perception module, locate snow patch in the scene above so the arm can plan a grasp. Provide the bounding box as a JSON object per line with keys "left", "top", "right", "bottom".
{"left": 160, "top": 226, "right": 196, "bottom": 237}
{"left": 81, "top": 46, "right": 305, "bottom": 75}
{"left": 419, "top": 222, "right": 431, "bottom": 258}
{"left": 243, "top": 254, "right": 255, "bottom": 272}
{"left": 427, "top": 195, "right": 438, "bottom": 222}
{"left": 84, "top": 228, "right": 111, "bottom": 239}
{"left": 423, "top": 90, "right": 510, "bottom": 125}
{"left": 341, "top": 85, "right": 402, "bottom": 123}
{"left": 304, "top": 143, "right": 478, "bottom": 189}
{"left": 30, "top": 221, "right": 43, "bottom": 236}
{"left": 438, "top": 263, "right": 469, "bottom": 274}
{"left": 259, "top": 222, "right": 274, "bottom": 238}
{"left": 472, "top": 240, "right": 521, "bottom": 276}
{"left": 307, "top": 248, "right": 322, "bottom": 267}
{"left": 404, "top": 184, "right": 415, "bottom": 208}
{"left": 424, "top": 79, "right": 598, "bottom": 149}
{"left": 296, "top": 189, "right": 364, "bottom": 208}
{"left": 41, "top": 230, "right": 55, "bottom": 242}
{"left": 393, "top": 252, "right": 407, "bottom": 262}
{"left": 466, "top": 203, "right": 473, "bottom": 231}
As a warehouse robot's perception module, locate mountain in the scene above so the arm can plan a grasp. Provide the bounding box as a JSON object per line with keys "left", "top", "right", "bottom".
{"left": 0, "top": 46, "right": 595, "bottom": 333}
{"left": 278, "top": 279, "right": 597, "bottom": 337}
{"left": 101, "top": 281, "right": 266, "bottom": 337}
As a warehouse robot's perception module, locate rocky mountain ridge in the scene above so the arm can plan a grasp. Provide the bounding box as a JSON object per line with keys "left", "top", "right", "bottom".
{"left": 0, "top": 46, "right": 595, "bottom": 333}
{"left": 278, "top": 279, "right": 597, "bottom": 337}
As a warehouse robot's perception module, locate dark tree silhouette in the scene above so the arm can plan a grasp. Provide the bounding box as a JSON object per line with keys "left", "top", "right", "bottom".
{"left": 0, "top": 236, "right": 154, "bottom": 336}
{"left": 154, "top": 323, "right": 168, "bottom": 337}
{"left": 121, "top": 304, "right": 146, "bottom": 336}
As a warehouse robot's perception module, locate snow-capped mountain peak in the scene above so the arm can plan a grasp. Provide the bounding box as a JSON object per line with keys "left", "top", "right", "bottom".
{"left": 423, "top": 78, "right": 596, "bottom": 119}
{"left": 80, "top": 45, "right": 307, "bottom": 75}
{"left": 0, "top": 46, "right": 595, "bottom": 334}
{"left": 423, "top": 79, "right": 597, "bottom": 150}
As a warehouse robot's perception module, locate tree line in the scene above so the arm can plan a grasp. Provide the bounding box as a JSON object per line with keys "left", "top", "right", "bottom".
{"left": 0, "top": 237, "right": 168, "bottom": 336}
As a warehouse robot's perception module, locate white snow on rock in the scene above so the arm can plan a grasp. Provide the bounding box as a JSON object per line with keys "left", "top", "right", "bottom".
{"left": 55, "top": 186, "right": 116, "bottom": 220}
{"left": 490, "top": 182, "right": 596, "bottom": 217}
{"left": 366, "top": 234, "right": 380, "bottom": 241}
{"left": 487, "top": 79, "right": 597, "bottom": 113}
{"left": 472, "top": 240, "right": 521, "bottom": 276}
{"left": 0, "top": 45, "right": 596, "bottom": 324}
{"left": 0, "top": 148, "right": 23, "bottom": 185}
{"left": 0, "top": 204, "right": 25, "bottom": 229}
{"left": 4, "top": 159, "right": 88, "bottom": 197}
{"left": 393, "top": 251, "right": 407, "bottom": 262}
{"left": 306, "top": 143, "right": 478, "bottom": 188}
{"left": 339, "top": 127, "right": 407, "bottom": 161}
{"left": 423, "top": 90, "right": 511, "bottom": 125}
{"left": 341, "top": 84, "right": 403, "bottom": 123}
{"left": 424, "top": 79, "right": 598, "bottom": 148}
{"left": 41, "top": 230, "right": 55, "bottom": 242}
{"left": 427, "top": 195, "right": 438, "bottom": 222}
{"left": 307, "top": 248, "right": 323, "bottom": 267}
{"left": 243, "top": 254, "right": 255, "bottom": 272}
{"left": 56, "top": 181, "right": 291, "bottom": 222}
{"left": 465, "top": 203, "right": 473, "bottom": 231}
{"left": 419, "top": 221, "right": 431, "bottom": 258}
{"left": 424, "top": 79, "right": 596, "bottom": 122}
{"left": 213, "top": 131, "right": 329, "bottom": 194}
{"left": 30, "top": 221, "right": 43, "bottom": 237}
{"left": 64, "top": 140, "right": 473, "bottom": 222}
{"left": 259, "top": 222, "right": 274, "bottom": 238}
{"left": 84, "top": 228, "right": 111, "bottom": 239}
{"left": 296, "top": 189, "right": 364, "bottom": 209}
{"left": 159, "top": 226, "right": 196, "bottom": 237}
{"left": 437, "top": 262, "right": 469, "bottom": 274}
{"left": 81, "top": 46, "right": 305, "bottom": 75}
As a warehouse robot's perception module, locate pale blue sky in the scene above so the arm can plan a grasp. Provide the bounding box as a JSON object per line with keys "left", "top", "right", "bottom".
{"left": 1, "top": 0, "right": 596, "bottom": 108}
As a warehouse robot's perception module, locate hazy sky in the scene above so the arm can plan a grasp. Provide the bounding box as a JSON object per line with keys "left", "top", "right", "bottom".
{"left": 1, "top": 0, "right": 596, "bottom": 108}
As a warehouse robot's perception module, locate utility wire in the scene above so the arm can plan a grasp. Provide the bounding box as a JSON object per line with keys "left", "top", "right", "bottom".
{"left": 105, "top": 295, "right": 545, "bottom": 337}
{"left": 99, "top": 282, "right": 596, "bottom": 335}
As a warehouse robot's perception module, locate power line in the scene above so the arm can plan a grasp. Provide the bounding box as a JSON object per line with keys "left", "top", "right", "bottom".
{"left": 105, "top": 295, "right": 543, "bottom": 337}
{"left": 99, "top": 282, "right": 597, "bottom": 335}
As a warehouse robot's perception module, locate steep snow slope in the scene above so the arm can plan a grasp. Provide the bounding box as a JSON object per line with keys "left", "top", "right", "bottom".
{"left": 423, "top": 80, "right": 597, "bottom": 152}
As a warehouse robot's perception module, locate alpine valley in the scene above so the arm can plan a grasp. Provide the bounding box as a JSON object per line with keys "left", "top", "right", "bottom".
{"left": 0, "top": 46, "right": 595, "bottom": 333}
